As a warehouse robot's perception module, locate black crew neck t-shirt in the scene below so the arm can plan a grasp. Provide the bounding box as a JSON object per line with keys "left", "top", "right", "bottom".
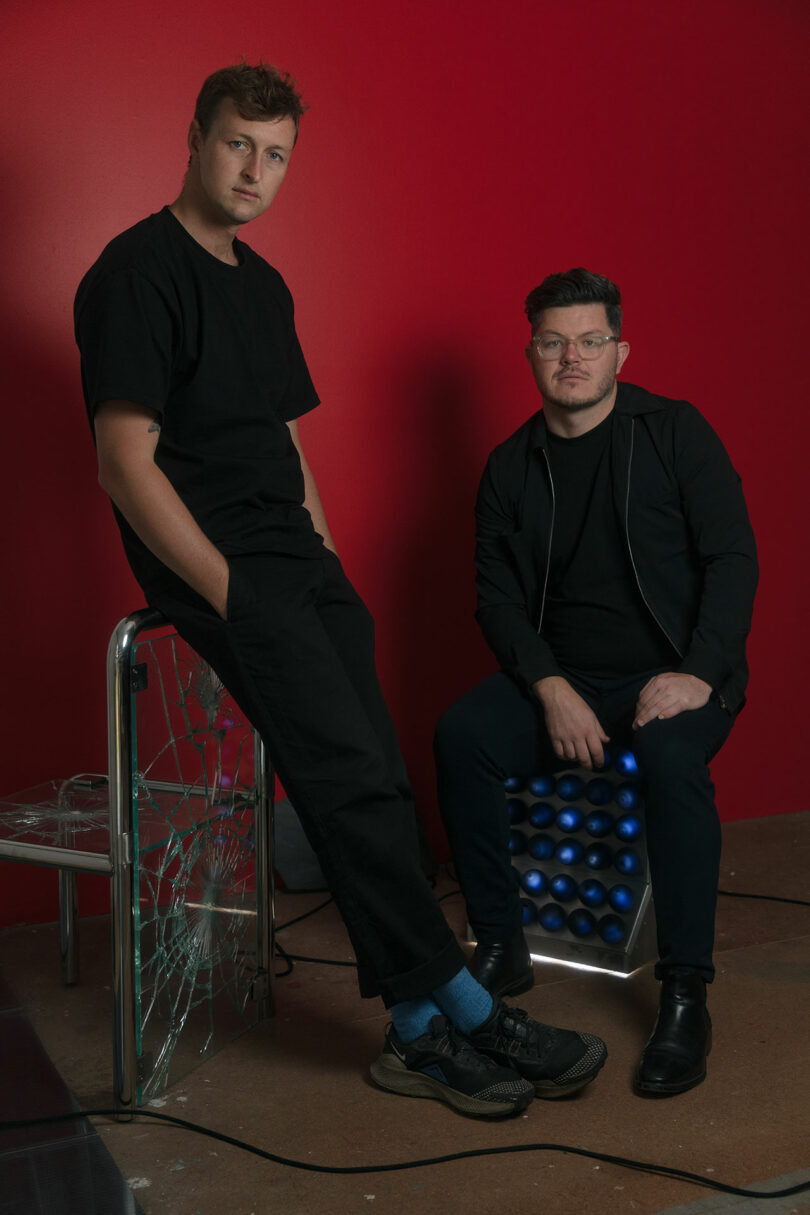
{"left": 543, "top": 414, "right": 677, "bottom": 677}
{"left": 75, "top": 207, "right": 322, "bottom": 593}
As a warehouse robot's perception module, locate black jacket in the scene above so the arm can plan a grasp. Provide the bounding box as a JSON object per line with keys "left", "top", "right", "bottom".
{"left": 474, "top": 381, "right": 758, "bottom": 713}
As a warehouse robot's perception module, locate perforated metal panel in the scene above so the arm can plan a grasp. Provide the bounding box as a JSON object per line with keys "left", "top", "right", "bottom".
{"left": 503, "top": 750, "right": 657, "bottom": 974}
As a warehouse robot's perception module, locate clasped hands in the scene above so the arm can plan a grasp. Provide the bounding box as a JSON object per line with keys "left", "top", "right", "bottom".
{"left": 532, "top": 672, "right": 712, "bottom": 770}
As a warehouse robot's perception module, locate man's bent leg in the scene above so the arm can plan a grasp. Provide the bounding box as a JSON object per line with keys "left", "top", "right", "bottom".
{"left": 434, "top": 672, "right": 554, "bottom": 944}
{"left": 150, "top": 565, "right": 608, "bottom": 1113}
{"left": 313, "top": 552, "right": 420, "bottom": 830}
{"left": 149, "top": 552, "right": 465, "bottom": 1007}
{"left": 631, "top": 701, "right": 734, "bottom": 982}
{"left": 433, "top": 672, "right": 566, "bottom": 997}
{"left": 631, "top": 700, "right": 734, "bottom": 1096}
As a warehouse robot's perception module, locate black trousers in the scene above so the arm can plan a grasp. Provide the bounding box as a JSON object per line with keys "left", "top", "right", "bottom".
{"left": 148, "top": 549, "right": 465, "bottom": 1006}
{"left": 434, "top": 669, "right": 735, "bottom": 982}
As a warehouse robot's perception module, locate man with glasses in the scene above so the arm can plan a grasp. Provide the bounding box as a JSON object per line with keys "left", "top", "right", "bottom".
{"left": 435, "top": 268, "right": 757, "bottom": 1096}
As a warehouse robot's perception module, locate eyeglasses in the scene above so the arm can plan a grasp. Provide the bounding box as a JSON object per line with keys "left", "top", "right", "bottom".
{"left": 531, "top": 334, "right": 619, "bottom": 361}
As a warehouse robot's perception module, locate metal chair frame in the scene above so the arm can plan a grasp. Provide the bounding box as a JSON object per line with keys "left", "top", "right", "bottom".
{"left": 0, "top": 609, "right": 275, "bottom": 1117}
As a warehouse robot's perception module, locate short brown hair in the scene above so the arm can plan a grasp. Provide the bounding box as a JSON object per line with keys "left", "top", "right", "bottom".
{"left": 525, "top": 268, "right": 622, "bottom": 336}
{"left": 194, "top": 61, "right": 306, "bottom": 142}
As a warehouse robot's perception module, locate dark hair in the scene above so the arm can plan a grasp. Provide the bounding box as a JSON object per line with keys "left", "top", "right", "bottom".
{"left": 194, "top": 61, "right": 306, "bottom": 143}
{"left": 524, "top": 268, "right": 622, "bottom": 336}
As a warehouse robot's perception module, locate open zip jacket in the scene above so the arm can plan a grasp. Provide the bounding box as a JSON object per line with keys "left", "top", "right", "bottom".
{"left": 474, "top": 381, "right": 758, "bottom": 714}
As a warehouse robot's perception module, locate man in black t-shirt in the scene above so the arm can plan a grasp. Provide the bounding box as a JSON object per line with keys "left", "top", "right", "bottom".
{"left": 75, "top": 66, "right": 607, "bottom": 1117}
{"left": 435, "top": 268, "right": 758, "bottom": 1096}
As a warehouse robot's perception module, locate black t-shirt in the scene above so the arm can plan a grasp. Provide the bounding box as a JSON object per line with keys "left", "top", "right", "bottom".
{"left": 74, "top": 207, "right": 323, "bottom": 593}
{"left": 543, "top": 414, "right": 677, "bottom": 677}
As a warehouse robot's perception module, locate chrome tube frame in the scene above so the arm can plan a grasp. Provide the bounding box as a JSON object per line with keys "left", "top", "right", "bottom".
{"left": 58, "top": 869, "right": 80, "bottom": 986}
{"left": 2, "top": 606, "right": 274, "bottom": 1116}
{"left": 253, "top": 734, "right": 275, "bottom": 1020}
{"left": 0, "top": 841, "right": 112, "bottom": 873}
{"left": 106, "top": 607, "right": 275, "bottom": 1114}
{"left": 106, "top": 607, "right": 163, "bottom": 1119}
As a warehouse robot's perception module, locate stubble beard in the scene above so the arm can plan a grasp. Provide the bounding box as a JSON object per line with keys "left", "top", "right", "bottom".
{"left": 543, "top": 362, "right": 618, "bottom": 413}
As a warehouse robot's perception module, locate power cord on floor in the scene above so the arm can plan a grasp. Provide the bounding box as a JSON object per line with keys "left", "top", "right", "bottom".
{"left": 717, "top": 888, "right": 810, "bottom": 907}
{"left": 272, "top": 884, "right": 810, "bottom": 977}
{"left": 274, "top": 937, "right": 356, "bottom": 972}
{"left": 5, "top": 880, "right": 806, "bottom": 1197}
{"left": 273, "top": 897, "right": 359, "bottom": 977}
{"left": 274, "top": 896, "right": 346, "bottom": 976}
{"left": 276, "top": 896, "right": 334, "bottom": 932}
{"left": 1, "top": 1108, "right": 808, "bottom": 1198}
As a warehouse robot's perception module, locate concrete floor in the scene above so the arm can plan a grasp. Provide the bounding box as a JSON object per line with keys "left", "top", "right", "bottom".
{"left": 1, "top": 812, "right": 809, "bottom": 1215}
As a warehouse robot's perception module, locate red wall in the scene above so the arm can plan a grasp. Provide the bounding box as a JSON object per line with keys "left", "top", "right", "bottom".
{"left": 2, "top": 0, "right": 808, "bottom": 927}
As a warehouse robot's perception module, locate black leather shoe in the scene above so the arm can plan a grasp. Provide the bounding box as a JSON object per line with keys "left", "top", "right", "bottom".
{"left": 469, "top": 933, "right": 534, "bottom": 999}
{"left": 635, "top": 971, "right": 712, "bottom": 1096}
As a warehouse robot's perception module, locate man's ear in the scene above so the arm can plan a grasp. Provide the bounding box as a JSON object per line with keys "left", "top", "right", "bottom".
{"left": 187, "top": 119, "right": 203, "bottom": 160}
{"left": 616, "top": 341, "right": 630, "bottom": 375}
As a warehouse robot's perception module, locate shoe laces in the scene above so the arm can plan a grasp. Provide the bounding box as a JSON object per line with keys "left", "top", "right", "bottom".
{"left": 492, "top": 1005, "right": 554, "bottom": 1057}
{"left": 438, "top": 1018, "right": 482, "bottom": 1057}
{"left": 431, "top": 1017, "right": 503, "bottom": 1071}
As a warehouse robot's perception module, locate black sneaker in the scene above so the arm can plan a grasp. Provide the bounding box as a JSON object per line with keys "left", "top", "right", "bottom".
{"left": 468, "top": 1000, "right": 607, "bottom": 1098}
{"left": 369, "top": 1015, "right": 534, "bottom": 1118}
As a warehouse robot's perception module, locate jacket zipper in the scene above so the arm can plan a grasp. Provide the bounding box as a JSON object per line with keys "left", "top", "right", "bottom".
{"left": 535, "top": 417, "right": 727, "bottom": 708}
{"left": 537, "top": 447, "right": 555, "bottom": 632}
{"left": 624, "top": 420, "right": 682, "bottom": 658}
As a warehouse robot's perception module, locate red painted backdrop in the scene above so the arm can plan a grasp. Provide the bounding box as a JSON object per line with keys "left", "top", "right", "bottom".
{"left": 2, "top": 0, "right": 808, "bottom": 927}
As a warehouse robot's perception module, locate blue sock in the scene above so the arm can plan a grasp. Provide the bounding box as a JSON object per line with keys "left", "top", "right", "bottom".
{"left": 390, "top": 996, "right": 442, "bottom": 1043}
{"left": 432, "top": 968, "right": 494, "bottom": 1035}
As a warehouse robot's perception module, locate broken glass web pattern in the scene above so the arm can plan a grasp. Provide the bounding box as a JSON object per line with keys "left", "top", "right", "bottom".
{"left": 129, "top": 626, "right": 265, "bottom": 1103}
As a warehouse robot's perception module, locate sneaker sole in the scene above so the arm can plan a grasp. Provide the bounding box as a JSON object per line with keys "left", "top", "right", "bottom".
{"left": 473, "top": 1025, "right": 608, "bottom": 1100}
{"left": 369, "top": 1054, "right": 533, "bottom": 1119}
{"left": 534, "top": 1048, "right": 608, "bottom": 1098}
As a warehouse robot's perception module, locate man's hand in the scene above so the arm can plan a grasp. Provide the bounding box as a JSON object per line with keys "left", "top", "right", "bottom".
{"left": 532, "top": 676, "right": 610, "bottom": 769}
{"left": 633, "top": 672, "right": 712, "bottom": 729}
{"left": 95, "top": 399, "right": 230, "bottom": 619}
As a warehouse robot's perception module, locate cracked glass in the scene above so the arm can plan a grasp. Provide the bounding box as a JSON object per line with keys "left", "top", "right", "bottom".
{"left": 0, "top": 779, "right": 111, "bottom": 854}
{"left": 130, "top": 626, "right": 265, "bottom": 1103}
{"left": 0, "top": 619, "right": 270, "bottom": 1108}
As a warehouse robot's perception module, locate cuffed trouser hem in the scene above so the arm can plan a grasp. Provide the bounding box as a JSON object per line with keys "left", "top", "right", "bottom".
{"left": 364, "top": 936, "right": 467, "bottom": 1008}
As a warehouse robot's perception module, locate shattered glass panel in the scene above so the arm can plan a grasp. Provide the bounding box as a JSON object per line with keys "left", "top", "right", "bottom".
{"left": 130, "top": 625, "right": 265, "bottom": 1104}
{"left": 0, "top": 777, "right": 111, "bottom": 865}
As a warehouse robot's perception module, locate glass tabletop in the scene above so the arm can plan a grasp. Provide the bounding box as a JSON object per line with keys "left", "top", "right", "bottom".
{"left": 0, "top": 777, "right": 112, "bottom": 857}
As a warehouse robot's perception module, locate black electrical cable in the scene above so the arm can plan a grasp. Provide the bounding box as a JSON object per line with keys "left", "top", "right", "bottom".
{"left": 276, "top": 896, "right": 334, "bottom": 932}
{"left": 273, "top": 897, "right": 357, "bottom": 976}
{"left": 272, "top": 884, "right": 810, "bottom": 977}
{"left": 275, "top": 937, "right": 356, "bottom": 971}
{"left": 283, "top": 953, "right": 356, "bottom": 967}
{"left": 7, "top": 877, "right": 808, "bottom": 1194}
{"left": 273, "top": 938, "right": 294, "bottom": 978}
{"left": 2, "top": 1108, "right": 808, "bottom": 1198}
{"left": 718, "top": 889, "right": 810, "bottom": 908}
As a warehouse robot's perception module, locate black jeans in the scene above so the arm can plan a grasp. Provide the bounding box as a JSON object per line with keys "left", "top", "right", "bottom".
{"left": 147, "top": 549, "right": 465, "bottom": 1006}
{"left": 434, "top": 670, "right": 735, "bottom": 982}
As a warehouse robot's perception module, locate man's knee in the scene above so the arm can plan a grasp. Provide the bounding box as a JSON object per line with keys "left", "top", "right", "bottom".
{"left": 632, "top": 717, "right": 721, "bottom": 837}
{"left": 434, "top": 673, "right": 532, "bottom": 763}
{"left": 632, "top": 703, "right": 732, "bottom": 777}
{"left": 633, "top": 717, "right": 699, "bottom": 775}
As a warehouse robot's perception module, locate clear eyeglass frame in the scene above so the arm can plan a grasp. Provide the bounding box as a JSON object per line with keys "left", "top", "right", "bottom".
{"left": 531, "top": 334, "right": 619, "bottom": 361}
